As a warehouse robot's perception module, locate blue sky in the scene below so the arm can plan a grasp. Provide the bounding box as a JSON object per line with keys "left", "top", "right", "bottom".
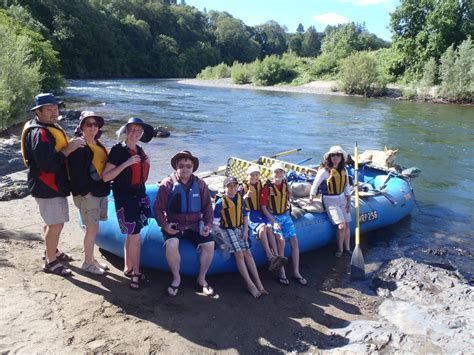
{"left": 185, "top": 0, "right": 400, "bottom": 41}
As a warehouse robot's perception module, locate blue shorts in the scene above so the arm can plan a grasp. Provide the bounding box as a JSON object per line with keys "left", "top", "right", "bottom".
{"left": 272, "top": 212, "right": 296, "bottom": 240}
{"left": 247, "top": 210, "right": 271, "bottom": 233}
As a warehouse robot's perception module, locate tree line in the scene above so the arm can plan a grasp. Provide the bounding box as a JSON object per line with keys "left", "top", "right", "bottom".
{"left": 0, "top": 0, "right": 473, "bottom": 129}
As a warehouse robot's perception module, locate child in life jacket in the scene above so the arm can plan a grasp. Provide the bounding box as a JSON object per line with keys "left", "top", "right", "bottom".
{"left": 309, "top": 146, "right": 352, "bottom": 258}
{"left": 242, "top": 165, "right": 288, "bottom": 272}
{"left": 214, "top": 176, "right": 268, "bottom": 298}
{"left": 261, "top": 163, "right": 307, "bottom": 286}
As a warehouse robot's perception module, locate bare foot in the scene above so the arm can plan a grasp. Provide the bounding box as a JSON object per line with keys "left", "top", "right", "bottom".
{"left": 247, "top": 283, "right": 262, "bottom": 298}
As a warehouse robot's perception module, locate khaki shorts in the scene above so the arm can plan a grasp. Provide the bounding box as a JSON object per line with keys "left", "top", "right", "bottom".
{"left": 323, "top": 194, "right": 352, "bottom": 225}
{"left": 34, "top": 197, "right": 69, "bottom": 225}
{"left": 73, "top": 195, "right": 108, "bottom": 226}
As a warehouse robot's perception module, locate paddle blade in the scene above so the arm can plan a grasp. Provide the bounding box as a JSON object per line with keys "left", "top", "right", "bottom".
{"left": 350, "top": 245, "right": 365, "bottom": 281}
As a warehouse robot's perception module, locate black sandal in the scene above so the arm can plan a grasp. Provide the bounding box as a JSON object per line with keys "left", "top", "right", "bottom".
{"left": 124, "top": 270, "right": 146, "bottom": 280}
{"left": 130, "top": 274, "right": 141, "bottom": 290}
{"left": 43, "top": 259, "right": 72, "bottom": 276}
{"left": 43, "top": 249, "right": 73, "bottom": 262}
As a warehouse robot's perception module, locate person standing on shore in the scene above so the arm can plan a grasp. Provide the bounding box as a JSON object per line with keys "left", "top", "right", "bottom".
{"left": 21, "top": 93, "right": 85, "bottom": 276}
{"left": 309, "top": 146, "right": 352, "bottom": 257}
{"left": 68, "top": 111, "right": 111, "bottom": 275}
{"left": 154, "top": 151, "right": 216, "bottom": 297}
{"left": 103, "top": 117, "right": 154, "bottom": 289}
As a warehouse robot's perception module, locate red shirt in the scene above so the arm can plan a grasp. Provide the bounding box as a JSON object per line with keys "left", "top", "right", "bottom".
{"left": 261, "top": 181, "right": 284, "bottom": 206}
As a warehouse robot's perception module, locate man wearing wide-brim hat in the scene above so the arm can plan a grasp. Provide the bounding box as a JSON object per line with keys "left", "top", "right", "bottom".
{"left": 154, "top": 150, "right": 216, "bottom": 297}
{"left": 21, "top": 93, "right": 86, "bottom": 276}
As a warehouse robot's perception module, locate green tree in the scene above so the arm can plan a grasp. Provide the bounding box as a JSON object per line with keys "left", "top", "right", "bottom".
{"left": 288, "top": 32, "right": 303, "bottom": 55}
{"left": 296, "top": 23, "right": 304, "bottom": 33}
{"left": 301, "top": 26, "right": 320, "bottom": 56}
{"left": 0, "top": 23, "right": 42, "bottom": 130}
{"left": 438, "top": 44, "right": 458, "bottom": 100}
{"left": 389, "top": 0, "right": 468, "bottom": 79}
{"left": 253, "top": 20, "right": 288, "bottom": 58}
{"left": 339, "top": 51, "right": 387, "bottom": 97}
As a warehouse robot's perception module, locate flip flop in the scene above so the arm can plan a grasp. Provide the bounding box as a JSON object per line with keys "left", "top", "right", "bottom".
{"left": 198, "top": 283, "right": 216, "bottom": 297}
{"left": 292, "top": 276, "right": 308, "bottom": 286}
{"left": 167, "top": 284, "right": 179, "bottom": 297}
{"left": 124, "top": 270, "right": 146, "bottom": 280}
{"left": 278, "top": 277, "right": 290, "bottom": 286}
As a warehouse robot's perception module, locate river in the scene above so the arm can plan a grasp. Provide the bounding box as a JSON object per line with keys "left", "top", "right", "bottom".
{"left": 65, "top": 78, "right": 474, "bottom": 280}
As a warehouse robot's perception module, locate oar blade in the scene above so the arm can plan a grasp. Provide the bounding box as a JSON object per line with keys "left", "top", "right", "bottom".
{"left": 350, "top": 244, "right": 365, "bottom": 281}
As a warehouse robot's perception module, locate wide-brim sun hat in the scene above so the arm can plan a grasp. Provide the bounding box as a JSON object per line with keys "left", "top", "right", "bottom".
{"left": 324, "top": 145, "right": 348, "bottom": 161}
{"left": 271, "top": 162, "right": 286, "bottom": 172}
{"left": 30, "top": 93, "right": 63, "bottom": 111}
{"left": 246, "top": 165, "right": 261, "bottom": 175}
{"left": 116, "top": 117, "right": 154, "bottom": 143}
{"left": 170, "top": 150, "right": 200, "bottom": 172}
{"left": 79, "top": 111, "right": 105, "bottom": 129}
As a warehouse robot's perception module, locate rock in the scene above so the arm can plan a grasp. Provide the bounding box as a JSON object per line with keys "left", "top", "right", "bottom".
{"left": 153, "top": 126, "right": 170, "bottom": 138}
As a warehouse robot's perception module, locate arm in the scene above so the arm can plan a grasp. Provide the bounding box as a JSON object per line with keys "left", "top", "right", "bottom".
{"left": 309, "top": 169, "right": 328, "bottom": 203}
{"left": 29, "top": 128, "right": 82, "bottom": 172}
{"left": 102, "top": 155, "right": 140, "bottom": 182}
{"left": 199, "top": 179, "right": 214, "bottom": 236}
{"left": 154, "top": 180, "right": 180, "bottom": 235}
{"left": 260, "top": 185, "right": 280, "bottom": 230}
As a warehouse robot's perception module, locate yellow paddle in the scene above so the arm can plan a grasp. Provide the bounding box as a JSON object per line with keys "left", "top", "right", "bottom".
{"left": 351, "top": 142, "right": 365, "bottom": 280}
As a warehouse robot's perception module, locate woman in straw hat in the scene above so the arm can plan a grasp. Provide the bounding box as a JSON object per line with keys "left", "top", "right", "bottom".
{"left": 309, "top": 146, "right": 352, "bottom": 257}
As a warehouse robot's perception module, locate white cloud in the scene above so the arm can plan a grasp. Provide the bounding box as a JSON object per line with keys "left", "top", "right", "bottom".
{"left": 312, "top": 13, "right": 349, "bottom": 25}
{"left": 337, "top": 0, "right": 392, "bottom": 5}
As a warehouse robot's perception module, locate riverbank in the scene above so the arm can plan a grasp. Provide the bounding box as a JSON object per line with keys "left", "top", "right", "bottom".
{"left": 178, "top": 78, "right": 403, "bottom": 99}
{"left": 1, "top": 173, "right": 472, "bottom": 352}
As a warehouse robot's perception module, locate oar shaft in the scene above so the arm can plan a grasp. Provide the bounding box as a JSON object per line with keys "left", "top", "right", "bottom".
{"left": 355, "top": 143, "right": 360, "bottom": 246}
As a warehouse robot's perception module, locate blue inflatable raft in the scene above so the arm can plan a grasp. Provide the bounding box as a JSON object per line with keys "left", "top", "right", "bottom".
{"left": 95, "top": 159, "right": 417, "bottom": 275}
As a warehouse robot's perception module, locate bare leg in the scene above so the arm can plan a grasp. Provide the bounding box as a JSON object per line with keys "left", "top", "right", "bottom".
{"left": 197, "top": 241, "right": 215, "bottom": 286}
{"left": 290, "top": 237, "right": 302, "bottom": 278}
{"left": 266, "top": 226, "right": 279, "bottom": 256}
{"left": 343, "top": 222, "right": 351, "bottom": 251}
{"left": 166, "top": 238, "right": 181, "bottom": 287}
{"left": 244, "top": 251, "right": 267, "bottom": 294}
{"left": 235, "top": 251, "right": 260, "bottom": 298}
{"left": 83, "top": 224, "right": 99, "bottom": 264}
{"left": 128, "top": 233, "right": 141, "bottom": 275}
{"left": 258, "top": 227, "right": 275, "bottom": 261}
{"left": 44, "top": 224, "right": 64, "bottom": 263}
{"left": 124, "top": 236, "right": 132, "bottom": 273}
{"left": 337, "top": 223, "right": 345, "bottom": 252}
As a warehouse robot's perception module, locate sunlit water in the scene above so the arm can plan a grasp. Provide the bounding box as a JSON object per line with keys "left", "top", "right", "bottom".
{"left": 65, "top": 79, "right": 474, "bottom": 279}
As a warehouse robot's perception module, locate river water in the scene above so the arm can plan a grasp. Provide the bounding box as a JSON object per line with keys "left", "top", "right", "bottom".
{"left": 65, "top": 79, "right": 473, "bottom": 279}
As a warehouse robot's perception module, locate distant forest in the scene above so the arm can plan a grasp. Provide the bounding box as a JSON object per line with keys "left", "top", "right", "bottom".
{"left": 0, "top": 0, "right": 472, "bottom": 128}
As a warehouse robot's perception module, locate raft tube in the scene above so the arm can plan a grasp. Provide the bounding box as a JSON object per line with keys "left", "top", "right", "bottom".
{"left": 95, "top": 166, "right": 415, "bottom": 275}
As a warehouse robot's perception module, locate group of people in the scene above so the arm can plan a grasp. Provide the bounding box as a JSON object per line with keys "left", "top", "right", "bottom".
{"left": 21, "top": 92, "right": 353, "bottom": 298}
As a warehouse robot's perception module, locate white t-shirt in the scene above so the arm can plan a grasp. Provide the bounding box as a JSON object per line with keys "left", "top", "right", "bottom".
{"left": 310, "top": 168, "right": 351, "bottom": 198}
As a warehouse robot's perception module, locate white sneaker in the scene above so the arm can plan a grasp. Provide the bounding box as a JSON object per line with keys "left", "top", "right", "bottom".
{"left": 81, "top": 262, "right": 105, "bottom": 275}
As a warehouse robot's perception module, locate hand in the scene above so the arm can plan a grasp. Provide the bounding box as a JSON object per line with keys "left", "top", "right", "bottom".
{"left": 83, "top": 192, "right": 92, "bottom": 199}
{"left": 273, "top": 221, "right": 281, "bottom": 231}
{"left": 125, "top": 155, "right": 141, "bottom": 167}
{"left": 201, "top": 225, "right": 211, "bottom": 237}
{"left": 62, "top": 137, "right": 85, "bottom": 156}
{"left": 164, "top": 223, "right": 180, "bottom": 235}
{"left": 244, "top": 188, "right": 253, "bottom": 200}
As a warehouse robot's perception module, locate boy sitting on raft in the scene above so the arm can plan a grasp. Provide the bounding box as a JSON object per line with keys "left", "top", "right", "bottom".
{"left": 214, "top": 176, "right": 268, "bottom": 298}
{"left": 261, "top": 163, "right": 307, "bottom": 286}
{"left": 242, "top": 165, "right": 287, "bottom": 272}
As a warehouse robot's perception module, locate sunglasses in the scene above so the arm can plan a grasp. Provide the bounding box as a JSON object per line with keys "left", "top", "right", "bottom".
{"left": 331, "top": 153, "right": 342, "bottom": 157}
{"left": 84, "top": 122, "right": 99, "bottom": 128}
{"left": 177, "top": 163, "right": 193, "bottom": 169}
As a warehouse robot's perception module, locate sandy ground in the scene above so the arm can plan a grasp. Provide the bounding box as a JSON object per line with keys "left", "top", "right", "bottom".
{"left": 178, "top": 78, "right": 402, "bottom": 98}
{"left": 0, "top": 180, "right": 378, "bottom": 353}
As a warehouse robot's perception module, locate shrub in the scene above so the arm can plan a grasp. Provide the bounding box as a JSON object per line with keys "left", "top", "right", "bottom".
{"left": 0, "top": 25, "right": 42, "bottom": 131}
{"left": 309, "top": 52, "right": 339, "bottom": 79}
{"left": 231, "top": 61, "right": 256, "bottom": 84}
{"left": 339, "top": 51, "right": 387, "bottom": 97}
{"left": 418, "top": 58, "right": 438, "bottom": 100}
{"left": 253, "top": 55, "right": 296, "bottom": 86}
{"left": 196, "top": 62, "right": 231, "bottom": 79}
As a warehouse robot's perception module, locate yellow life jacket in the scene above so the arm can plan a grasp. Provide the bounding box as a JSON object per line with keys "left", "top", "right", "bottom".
{"left": 325, "top": 167, "right": 348, "bottom": 195}
{"left": 88, "top": 142, "right": 108, "bottom": 178}
{"left": 21, "top": 119, "right": 69, "bottom": 167}
{"left": 266, "top": 180, "right": 288, "bottom": 215}
{"left": 220, "top": 193, "right": 244, "bottom": 228}
{"left": 242, "top": 180, "right": 262, "bottom": 212}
